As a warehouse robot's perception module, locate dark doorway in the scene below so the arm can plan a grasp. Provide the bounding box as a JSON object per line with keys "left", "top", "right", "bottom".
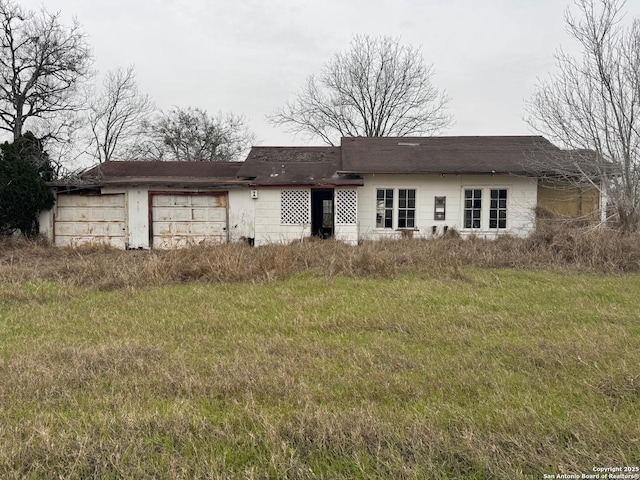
{"left": 311, "top": 189, "right": 334, "bottom": 239}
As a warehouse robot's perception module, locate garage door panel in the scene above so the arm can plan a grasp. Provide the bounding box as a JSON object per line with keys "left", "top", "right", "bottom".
{"left": 54, "top": 194, "right": 126, "bottom": 248}
{"left": 152, "top": 207, "right": 193, "bottom": 222}
{"left": 57, "top": 194, "right": 124, "bottom": 208}
{"left": 55, "top": 221, "right": 126, "bottom": 237}
{"left": 56, "top": 207, "right": 126, "bottom": 222}
{"left": 191, "top": 208, "right": 226, "bottom": 222}
{"left": 151, "top": 193, "right": 228, "bottom": 248}
{"left": 55, "top": 236, "right": 127, "bottom": 249}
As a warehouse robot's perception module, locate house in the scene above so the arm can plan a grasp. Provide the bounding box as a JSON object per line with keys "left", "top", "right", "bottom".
{"left": 38, "top": 136, "right": 604, "bottom": 248}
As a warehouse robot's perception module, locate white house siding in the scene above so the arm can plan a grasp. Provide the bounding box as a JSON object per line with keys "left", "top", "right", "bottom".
{"left": 228, "top": 189, "right": 256, "bottom": 242}
{"left": 124, "top": 188, "right": 149, "bottom": 249}
{"left": 251, "top": 188, "right": 311, "bottom": 246}
{"left": 357, "top": 174, "right": 537, "bottom": 240}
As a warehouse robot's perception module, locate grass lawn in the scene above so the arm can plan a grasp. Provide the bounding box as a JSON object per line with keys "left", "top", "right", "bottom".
{"left": 0, "top": 269, "right": 639, "bottom": 478}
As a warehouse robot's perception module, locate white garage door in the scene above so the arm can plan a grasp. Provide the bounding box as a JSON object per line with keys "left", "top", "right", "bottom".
{"left": 151, "top": 193, "right": 228, "bottom": 248}
{"left": 54, "top": 194, "right": 126, "bottom": 248}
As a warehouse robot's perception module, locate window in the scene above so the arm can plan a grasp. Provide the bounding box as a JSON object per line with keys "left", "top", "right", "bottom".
{"left": 464, "top": 189, "right": 482, "bottom": 229}
{"left": 490, "top": 189, "right": 507, "bottom": 229}
{"left": 398, "top": 189, "right": 416, "bottom": 228}
{"left": 376, "top": 189, "right": 393, "bottom": 228}
{"left": 434, "top": 196, "right": 446, "bottom": 220}
{"left": 322, "top": 199, "right": 333, "bottom": 228}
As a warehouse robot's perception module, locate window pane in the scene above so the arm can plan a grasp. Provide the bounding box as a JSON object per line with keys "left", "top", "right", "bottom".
{"left": 406, "top": 210, "right": 415, "bottom": 228}
{"left": 377, "top": 189, "right": 395, "bottom": 228}
{"left": 489, "top": 189, "right": 507, "bottom": 229}
{"left": 398, "top": 189, "right": 416, "bottom": 229}
{"left": 464, "top": 189, "right": 481, "bottom": 229}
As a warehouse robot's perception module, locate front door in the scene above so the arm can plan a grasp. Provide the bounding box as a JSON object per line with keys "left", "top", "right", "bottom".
{"left": 311, "top": 189, "right": 334, "bottom": 239}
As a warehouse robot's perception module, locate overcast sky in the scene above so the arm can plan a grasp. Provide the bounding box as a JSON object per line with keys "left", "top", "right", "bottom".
{"left": 19, "top": 0, "right": 640, "bottom": 148}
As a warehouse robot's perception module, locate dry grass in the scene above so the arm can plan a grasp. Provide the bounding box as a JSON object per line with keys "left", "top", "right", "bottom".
{"left": 0, "top": 271, "right": 638, "bottom": 478}
{"left": 1, "top": 226, "right": 639, "bottom": 477}
{"left": 1, "top": 224, "right": 640, "bottom": 289}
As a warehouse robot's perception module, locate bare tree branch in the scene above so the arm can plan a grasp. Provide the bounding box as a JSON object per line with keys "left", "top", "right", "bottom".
{"left": 131, "top": 107, "right": 255, "bottom": 162}
{"left": 88, "top": 65, "right": 155, "bottom": 163}
{"left": 269, "top": 34, "right": 452, "bottom": 146}
{"left": 0, "top": 0, "right": 93, "bottom": 142}
{"left": 526, "top": 0, "right": 640, "bottom": 231}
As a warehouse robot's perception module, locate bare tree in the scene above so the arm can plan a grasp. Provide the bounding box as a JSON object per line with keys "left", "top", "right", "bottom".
{"left": 133, "top": 107, "right": 255, "bottom": 162}
{"left": 269, "top": 34, "right": 452, "bottom": 146}
{"left": 0, "top": 0, "right": 92, "bottom": 142}
{"left": 527, "top": 0, "right": 640, "bottom": 231}
{"left": 88, "top": 66, "right": 155, "bottom": 163}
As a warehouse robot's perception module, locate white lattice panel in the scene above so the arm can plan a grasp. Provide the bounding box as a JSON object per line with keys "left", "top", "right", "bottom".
{"left": 335, "top": 189, "right": 357, "bottom": 224}
{"left": 280, "top": 190, "right": 310, "bottom": 224}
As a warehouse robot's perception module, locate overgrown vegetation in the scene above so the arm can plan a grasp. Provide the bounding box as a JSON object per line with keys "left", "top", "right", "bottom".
{"left": 1, "top": 225, "right": 640, "bottom": 289}
{"left": 1, "top": 229, "right": 639, "bottom": 478}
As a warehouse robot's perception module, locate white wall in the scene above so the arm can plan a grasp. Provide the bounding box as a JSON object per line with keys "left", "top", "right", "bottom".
{"left": 38, "top": 200, "right": 54, "bottom": 242}
{"left": 228, "top": 188, "right": 256, "bottom": 242}
{"left": 124, "top": 188, "right": 150, "bottom": 249}
{"left": 250, "top": 188, "right": 311, "bottom": 246}
{"left": 41, "top": 175, "right": 538, "bottom": 249}
{"left": 357, "top": 174, "right": 537, "bottom": 240}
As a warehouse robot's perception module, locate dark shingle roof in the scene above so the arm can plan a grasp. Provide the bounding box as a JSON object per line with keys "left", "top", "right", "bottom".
{"left": 340, "top": 136, "right": 565, "bottom": 174}
{"left": 77, "top": 161, "right": 249, "bottom": 187}
{"left": 50, "top": 137, "right": 605, "bottom": 190}
{"left": 237, "top": 146, "right": 363, "bottom": 186}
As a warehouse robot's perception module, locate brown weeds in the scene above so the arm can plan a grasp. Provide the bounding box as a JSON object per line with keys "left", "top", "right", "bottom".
{"left": 1, "top": 225, "right": 639, "bottom": 289}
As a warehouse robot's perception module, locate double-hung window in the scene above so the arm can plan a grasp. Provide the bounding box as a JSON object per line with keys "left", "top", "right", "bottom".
{"left": 376, "top": 189, "right": 394, "bottom": 228}
{"left": 463, "top": 188, "right": 509, "bottom": 230}
{"left": 376, "top": 188, "right": 417, "bottom": 229}
{"left": 489, "top": 189, "right": 507, "bottom": 229}
{"left": 464, "top": 189, "right": 482, "bottom": 229}
{"left": 398, "top": 189, "right": 416, "bottom": 228}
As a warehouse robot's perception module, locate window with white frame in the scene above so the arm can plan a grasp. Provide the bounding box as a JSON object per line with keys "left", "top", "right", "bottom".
{"left": 376, "top": 188, "right": 417, "bottom": 229}
{"left": 489, "top": 189, "right": 508, "bottom": 229}
{"left": 464, "top": 189, "right": 482, "bottom": 229}
{"left": 398, "top": 189, "right": 416, "bottom": 228}
{"left": 376, "top": 189, "right": 394, "bottom": 228}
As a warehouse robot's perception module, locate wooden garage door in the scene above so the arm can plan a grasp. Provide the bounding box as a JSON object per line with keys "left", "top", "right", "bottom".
{"left": 151, "top": 193, "right": 228, "bottom": 248}
{"left": 54, "top": 194, "right": 126, "bottom": 248}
